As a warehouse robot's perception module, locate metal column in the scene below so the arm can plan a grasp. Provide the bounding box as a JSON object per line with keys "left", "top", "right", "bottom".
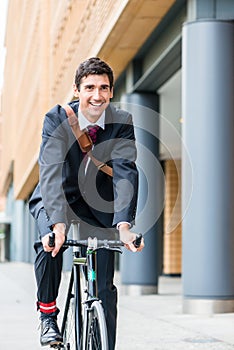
{"left": 119, "top": 93, "right": 164, "bottom": 295}
{"left": 182, "top": 20, "right": 234, "bottom": 313}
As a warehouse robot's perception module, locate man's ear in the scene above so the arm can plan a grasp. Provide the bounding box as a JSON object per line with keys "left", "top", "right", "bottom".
{"left": 73, "top": 83, "right": 79, "bottom": 98}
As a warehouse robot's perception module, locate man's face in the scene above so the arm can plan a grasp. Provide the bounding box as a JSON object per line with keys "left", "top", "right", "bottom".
{"left": 74, "top": 74, "right": 113, "bottom": 122}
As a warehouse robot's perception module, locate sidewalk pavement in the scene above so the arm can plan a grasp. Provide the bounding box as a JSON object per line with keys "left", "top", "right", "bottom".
{"left": 0, "top": 262, "right": 233, "bottom": 350}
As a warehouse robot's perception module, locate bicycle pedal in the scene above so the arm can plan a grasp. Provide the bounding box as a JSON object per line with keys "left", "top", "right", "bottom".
{"left": 50, "top": 342, "right": 64, "bottom": 349}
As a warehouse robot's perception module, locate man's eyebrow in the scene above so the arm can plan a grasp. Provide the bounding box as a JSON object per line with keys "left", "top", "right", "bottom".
{"left": 83, "top": 83, "right": 95, "bottom": 87}
{"left": 83, "top": 83, "right": 110, "bottom": 88}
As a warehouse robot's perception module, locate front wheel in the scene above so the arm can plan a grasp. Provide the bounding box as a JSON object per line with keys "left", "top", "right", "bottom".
{"left": 61, "top": 267, "right": 82, "bottom": 350}
{"left": 62, "top": 288, "right": 77, "bottom": 350}
{"left": 83, "top": 300, "right": 109, "bottom": 350}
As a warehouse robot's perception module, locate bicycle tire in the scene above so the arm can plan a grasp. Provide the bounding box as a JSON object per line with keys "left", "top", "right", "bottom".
{"left": 62, "top": 269, "right": 81, "bottom": 350}
{"left": 83, "top": 300, "right": 109, "bottom": 350}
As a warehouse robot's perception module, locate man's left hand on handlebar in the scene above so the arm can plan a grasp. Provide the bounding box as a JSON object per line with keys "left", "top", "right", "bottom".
{"left": 118, "top": 223, "right": 144, "bottom": 252}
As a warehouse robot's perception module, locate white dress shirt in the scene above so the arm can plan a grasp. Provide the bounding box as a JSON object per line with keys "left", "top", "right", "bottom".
{"left": 78, "top": 108, "right": 105, "bottom": 131}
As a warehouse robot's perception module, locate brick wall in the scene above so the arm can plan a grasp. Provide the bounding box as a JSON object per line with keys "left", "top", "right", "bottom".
{"left": 163, "top": 159, "right": 182, "bottom": 275}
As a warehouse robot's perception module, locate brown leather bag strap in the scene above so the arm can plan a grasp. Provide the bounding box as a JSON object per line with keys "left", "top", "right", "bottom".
{"left": 63, "top": 105, "right": 113, "bottom": 177}
{"left": 63, "top": 105, "right": 92, "bottom": 153}
{"left": 87, "top": 151, "right": 113, "bottom": 177}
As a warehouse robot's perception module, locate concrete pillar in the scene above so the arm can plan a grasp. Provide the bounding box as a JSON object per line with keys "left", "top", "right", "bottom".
{"left": 0, "top": 232, "right": 6, "bottom": 262}
{"left": 119, "top": 93, "right": 164, "bottom": 295}
{"left": 11, "top": 199, "right": 25, "bottom": 261}
{"left": 182, "top": 20, "right": 234, "bottom": 313}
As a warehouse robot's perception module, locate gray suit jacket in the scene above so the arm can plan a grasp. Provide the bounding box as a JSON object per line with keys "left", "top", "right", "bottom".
{"left": 29, "top": 100, "right": 138, "bottom": 237}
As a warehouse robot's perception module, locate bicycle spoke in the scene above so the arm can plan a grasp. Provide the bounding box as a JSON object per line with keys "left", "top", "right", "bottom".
{"left": 63, "top": 297, "right": 76, "bottom": 349}
{"left": 86, "top": 301, "right": 108, "bottom": 350}
{"left": 89, "top": 316, "right": 101, "bottom": 349}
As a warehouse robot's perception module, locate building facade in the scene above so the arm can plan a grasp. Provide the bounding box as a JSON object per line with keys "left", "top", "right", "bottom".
{"left": 0, "top": 0, "right": 234, "bottom": 313}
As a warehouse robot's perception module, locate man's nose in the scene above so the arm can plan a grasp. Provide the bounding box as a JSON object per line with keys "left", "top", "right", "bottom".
{"left": 93, "top": 88, "right": 101, "bottom": 99}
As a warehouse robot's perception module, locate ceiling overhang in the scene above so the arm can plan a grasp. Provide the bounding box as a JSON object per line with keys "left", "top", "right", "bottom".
{"left": 98, "top": 0, "right": 176, "bottom": 80}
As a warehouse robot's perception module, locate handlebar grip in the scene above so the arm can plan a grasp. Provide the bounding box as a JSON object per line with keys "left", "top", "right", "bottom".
{"left": 48, "top": 232, "right": 55, "bottom": 247}
{"left": 133, "top": 233, "right": 142, "bottom": 248}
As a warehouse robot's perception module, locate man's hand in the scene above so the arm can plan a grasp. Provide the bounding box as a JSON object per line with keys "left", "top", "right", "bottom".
{"left": 42, "top": 223, "right": 66, "bottom": 257}
{"left": 118, "top": 223, "right": 144, "bottom": 252}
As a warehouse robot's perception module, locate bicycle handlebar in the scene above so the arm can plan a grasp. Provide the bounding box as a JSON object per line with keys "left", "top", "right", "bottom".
{"left": 64, "top": 238, "right": 124, "bottom": 249}
{"left": 48, "top": 232, "right": 56, "bottom": 247}
{"left": 48, "top": 232, "right": 143, "bottom": 249}
{"left": 133, "top": 234, "right": 142, "bottom": 248}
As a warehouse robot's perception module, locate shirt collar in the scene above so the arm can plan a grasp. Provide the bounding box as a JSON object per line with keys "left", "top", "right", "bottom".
{"left": 78, "top": 108, "right": 106, "bottom": 130}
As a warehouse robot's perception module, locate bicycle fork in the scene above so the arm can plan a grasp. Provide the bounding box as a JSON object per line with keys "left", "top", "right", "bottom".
{"left": 61, "top": 252, "right": 83, "bottom": 350}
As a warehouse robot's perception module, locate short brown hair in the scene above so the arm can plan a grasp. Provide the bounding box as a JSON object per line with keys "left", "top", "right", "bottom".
{"left": 75, "top": 57, "right": 114, "bottom": 91}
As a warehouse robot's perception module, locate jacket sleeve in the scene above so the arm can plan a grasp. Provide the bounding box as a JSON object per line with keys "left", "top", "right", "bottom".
{"left": 28, "top": 182, "right": 53, "bottom": 233}
{"left": 111, "top": 113, "right": 138, "bottom": 227}
{"left": 39, "top": 106, "right": 69, "bottom": 227}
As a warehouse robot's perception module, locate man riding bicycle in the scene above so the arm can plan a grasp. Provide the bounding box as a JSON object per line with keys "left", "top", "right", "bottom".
{"left": 29, "top": 57, "right": 144, "bottom": 349}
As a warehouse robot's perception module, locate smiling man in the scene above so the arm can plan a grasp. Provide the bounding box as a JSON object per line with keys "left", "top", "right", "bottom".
{"left": 29, "top": 57, "right": 144, "bottom": 349}
{"left": 74, "top": 72, "right": 113, "bottom": 122}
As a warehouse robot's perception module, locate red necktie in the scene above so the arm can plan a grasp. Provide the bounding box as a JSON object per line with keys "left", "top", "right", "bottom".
{"left": 83, "top": 125, "right": 100, "bottom": 167}
{"left": 87, "top": 125, "right": 100, "bottom": 144}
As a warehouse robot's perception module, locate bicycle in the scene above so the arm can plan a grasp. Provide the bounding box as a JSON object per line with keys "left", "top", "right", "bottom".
{"left": 48, "top": 222, "right": 142, "bottom": 350}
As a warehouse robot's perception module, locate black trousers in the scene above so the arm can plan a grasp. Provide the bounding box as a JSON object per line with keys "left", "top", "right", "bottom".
{"left": 35, "top": 244, "right": 117, "bottom": 350}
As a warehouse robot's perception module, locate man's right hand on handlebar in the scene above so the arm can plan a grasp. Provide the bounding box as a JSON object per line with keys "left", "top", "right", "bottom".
{"left": 42, "top": 223, "right": 66, "bottom": 257}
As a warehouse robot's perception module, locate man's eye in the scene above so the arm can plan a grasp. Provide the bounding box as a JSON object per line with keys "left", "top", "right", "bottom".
{"left": 86, "top": 86, "right": 94, "bottom": 91}
{"left": 101, "top": 86, "right": 109, "bottom": 91}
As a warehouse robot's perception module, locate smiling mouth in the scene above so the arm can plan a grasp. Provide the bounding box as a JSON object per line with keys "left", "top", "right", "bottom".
{"left": 89, "top": 102, "right": 104, "bottom": 107}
